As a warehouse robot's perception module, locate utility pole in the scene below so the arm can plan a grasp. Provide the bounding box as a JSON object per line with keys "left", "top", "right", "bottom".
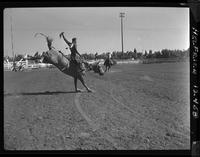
{"left": 10, "top": 9, "right": 16, "bottom": 71}
{"left": 119, "top": 12, "right": 125, "bottom": 54}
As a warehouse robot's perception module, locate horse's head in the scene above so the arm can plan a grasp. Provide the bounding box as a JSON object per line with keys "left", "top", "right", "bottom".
{"left": 83, "top": 61, "right": 104, "bottom": 75}
{"left": 92, "top": 61, "right": 104, "bottom": 76}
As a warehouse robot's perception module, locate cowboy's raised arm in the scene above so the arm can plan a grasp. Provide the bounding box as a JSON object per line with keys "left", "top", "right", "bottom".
{"left": 59, "top": 32, "right": 72, "bottom": 47}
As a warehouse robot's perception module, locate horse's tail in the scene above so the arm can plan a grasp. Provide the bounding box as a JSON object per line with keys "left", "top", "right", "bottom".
{"left": 35, "top": 33, "right": 54, "bottom": 49}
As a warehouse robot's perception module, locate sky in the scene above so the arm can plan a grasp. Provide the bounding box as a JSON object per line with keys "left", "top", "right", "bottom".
{"left": 4, "top": 7, "right": 189, "bottom": 57}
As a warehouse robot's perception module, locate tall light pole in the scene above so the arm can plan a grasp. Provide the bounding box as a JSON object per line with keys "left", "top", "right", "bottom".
{"left": 10, "top": 9, "right": 15, "bottom": 70}
{"left": 119, "top": 12, "right": 125, "bottom": 54}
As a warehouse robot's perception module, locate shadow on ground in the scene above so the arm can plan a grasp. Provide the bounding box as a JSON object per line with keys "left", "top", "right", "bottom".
{"left": 4, "top": 91, "right": 77, "bottom": 97}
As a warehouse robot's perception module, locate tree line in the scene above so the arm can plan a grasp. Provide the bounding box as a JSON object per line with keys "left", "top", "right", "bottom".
{"left": 4, "top": 48, "right": 189, "bottom": 62}
{"left": 82, "top": 48, "right": 189, "bottom": 60}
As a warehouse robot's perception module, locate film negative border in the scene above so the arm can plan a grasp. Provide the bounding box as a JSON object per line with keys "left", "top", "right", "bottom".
{"left": 189, "top": 1, "right": 200, "bottom": 156}
{"left": 0, "top": 0, "right": 198, "bottom": 155}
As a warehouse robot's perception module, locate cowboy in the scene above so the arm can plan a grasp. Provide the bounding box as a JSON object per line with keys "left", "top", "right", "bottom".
{"left": 59, "top": 32, "right": 85, "bottom": 73}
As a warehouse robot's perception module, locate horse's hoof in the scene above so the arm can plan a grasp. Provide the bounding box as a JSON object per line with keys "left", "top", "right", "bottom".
{"left": 76, "top": 89, "right": 83, "bottom": 93}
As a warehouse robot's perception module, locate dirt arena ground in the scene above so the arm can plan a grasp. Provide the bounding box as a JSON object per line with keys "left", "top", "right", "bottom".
{"left": 4, "top": 62, "right": 190, "bottom": 150}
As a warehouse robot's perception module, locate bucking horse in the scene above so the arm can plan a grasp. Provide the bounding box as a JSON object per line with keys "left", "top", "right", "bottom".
{"left": 35, "top": 33, "right": 104, "bottom": 93}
